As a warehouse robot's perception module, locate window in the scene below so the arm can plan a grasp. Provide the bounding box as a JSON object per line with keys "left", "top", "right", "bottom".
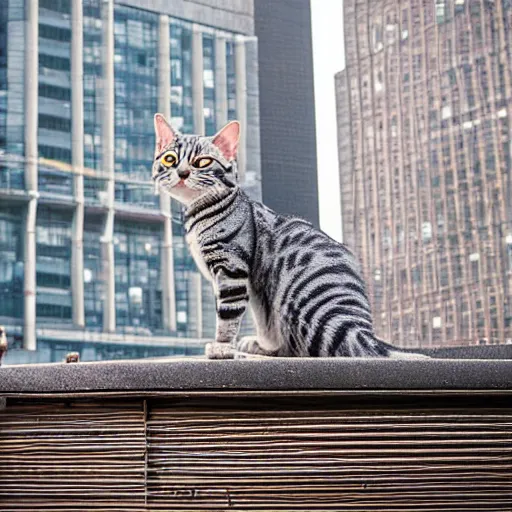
{"left": 435, "top": 0, "right": 446, "bottom": 23}
{"left": 114, "top": 222, "right": 162, "bottom": 332}
{"left": 38, "top": 114, "right": 71, "bottom": 132}
{"left": 35, "top": 209, "right": 72, "bottom": 321}
{"left": 39, "top": 53, "right": 71, "bottom": 71}
{"left": 38, "top": 145, "right": 72, "bottom": 163}
{"left": 0, "top": 209, "right": 24, "bottom": 318}
{"left": 203, "top": 34, "right": 216, "bottom": 135}
{"left": 39, "top": 24, "right": 71, "bottom": 42}
{"left": 39, "top": 0, "right": 70, "bottom": 13}
{"left": 114, "top": 4, "right": 158, "bottom": 192}
{"left": 38, "top": 84, "right": 71, "bottom": 101}
{"left": 36, "top": 303, "right": 72, "bottom": 319}
{"left": 226, "top": 39, "right": 237, "bottom": 120}
{"left": 83, "top": 2, "right": 103, "bottom": 171}
{"left": 170, "top": 21, "right": 193, "bottom": 133}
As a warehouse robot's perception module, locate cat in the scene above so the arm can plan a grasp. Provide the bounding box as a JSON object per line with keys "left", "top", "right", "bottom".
{"left": 152, "top": 113, "right": 428, "bottom": 360}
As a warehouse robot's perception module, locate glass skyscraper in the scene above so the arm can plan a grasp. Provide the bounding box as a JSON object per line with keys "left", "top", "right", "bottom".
{"left": 0, "top": 0, "right": 261, "bottom": 364}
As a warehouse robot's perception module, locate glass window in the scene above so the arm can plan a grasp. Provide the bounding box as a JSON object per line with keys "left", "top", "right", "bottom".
{"left": 83, "top": 0, "right": 104, "bottom": 176}
{"left": 39, "top": 0, "right": 71, "bottom": 13}
{"left": 170, "top": 21, "right": 193, "bottom": 133}
{"left": 39, "top": 53, "right": 71, "bottom": 72}
{"left": 114, "top": 221, "right": 162, "bottom": 332}
{"left": 38, "top": 114, "right": 71, "bottom": 132}
{"left": 0, "top": 207, "right": 24, "bottom": 318}
{"left": 38, "top": 0, "right": 72, "bottom": 205}
{"left": 39, "top": 24, "right": 71, "bottom": 42}
{"left": 226, "top": 39, "right": 237, "bottom": 120}
{"left": 114, "top": 5, "right": 158, "bottom": 208}
{"left": 84, "top": 221, "right": 104, "bottom": 329}
{"left": 38, "top": 84, "right": 71, "bottom": 101}
{"left": 203, "top": 34, "right": 216, "bottom": 135}
{"left": 36, "top": 209, "right": 72, "bottom": 321}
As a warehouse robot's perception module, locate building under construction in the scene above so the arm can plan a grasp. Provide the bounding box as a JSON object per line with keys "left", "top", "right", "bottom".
{"left": 336, "top": 0, "right": 512, "bottom": 348}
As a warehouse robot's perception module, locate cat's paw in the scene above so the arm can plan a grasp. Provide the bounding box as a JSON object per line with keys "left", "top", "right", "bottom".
{"left": 235, "top": 337, "right": 277, "bottom": 357}
{"left": 205, "top": 341, "right": 235, "bottom": 359}
{"left": 236, "top": 336, "right": 266, "bottom": 355}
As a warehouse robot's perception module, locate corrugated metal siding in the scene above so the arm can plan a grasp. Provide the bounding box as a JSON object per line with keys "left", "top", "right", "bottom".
{"left": 1, "top": 397, "right": 511, "bottom": 510}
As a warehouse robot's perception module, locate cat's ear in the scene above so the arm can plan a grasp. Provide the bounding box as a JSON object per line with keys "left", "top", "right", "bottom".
{"left": 154, "top": 113, "right": 177, "bottom": 154}
{"left": 212, "top": 121, "right": 240, "bottom": 161}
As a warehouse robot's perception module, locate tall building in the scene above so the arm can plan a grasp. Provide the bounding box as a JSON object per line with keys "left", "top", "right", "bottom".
{"left": 336, "top": 0, "right": 512, "bottom": 348}
{"left": 255, "top": 0, "right": 319, "bottom": 227}
{"left": 0, "top": 0, "right": 261, "bottom": 364}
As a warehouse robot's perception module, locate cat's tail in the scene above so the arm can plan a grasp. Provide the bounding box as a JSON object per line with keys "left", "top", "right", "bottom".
{"left": 377, "top": 337, "right": 431, "bottom": 359}
{"left": 387, "top": 348, "right": 431, "bottom": 359}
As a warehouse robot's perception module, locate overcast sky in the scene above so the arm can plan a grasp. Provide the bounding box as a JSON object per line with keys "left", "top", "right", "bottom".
{"left": 310, "top": 0, "right": 345, "bottom": 242}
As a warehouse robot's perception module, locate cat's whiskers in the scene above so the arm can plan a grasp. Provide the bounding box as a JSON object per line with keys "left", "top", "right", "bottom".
{"left": 153, "top": 171, "right": 170, "bottom": 195}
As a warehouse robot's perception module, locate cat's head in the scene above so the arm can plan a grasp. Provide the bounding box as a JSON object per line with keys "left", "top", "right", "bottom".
{"left": 152, "top": 113, "right": 240, "bottom": 205}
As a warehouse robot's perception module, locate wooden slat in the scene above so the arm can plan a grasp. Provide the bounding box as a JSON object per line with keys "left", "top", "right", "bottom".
{"left": 0, "top": 401, "right": 146, "bottom": 511}
{"left": 147, "top": 405, "right": 512, "bottom": 510}
{"left": 1, "top": 398, "right": 511, "bottom": 511}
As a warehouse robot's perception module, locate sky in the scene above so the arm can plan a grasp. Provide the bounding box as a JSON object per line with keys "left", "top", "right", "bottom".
{"left": 310, "top": 0, "right": 345, "bottom": 242}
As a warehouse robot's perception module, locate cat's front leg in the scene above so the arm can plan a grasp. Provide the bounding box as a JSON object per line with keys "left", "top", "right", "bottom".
{"left": 205, "top": 267, "right": 249, "bottom": 359}
{"left": 205, "top": 317, "right": 245, "bottom": 360}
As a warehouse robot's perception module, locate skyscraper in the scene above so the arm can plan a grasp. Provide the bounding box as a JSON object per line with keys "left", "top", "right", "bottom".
{"left": 255, "top": 0, "right": 319, "bottom": 227}
{"left": 336, "top": 0, "right": 512, "bottom": 348}
{"left": 0, "top": 0, "right": 261, "bottom": 363}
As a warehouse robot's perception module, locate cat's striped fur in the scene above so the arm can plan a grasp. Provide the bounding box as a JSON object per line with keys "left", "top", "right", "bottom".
{"left": 153, "top": 114, "right": 426, "bottom": 359}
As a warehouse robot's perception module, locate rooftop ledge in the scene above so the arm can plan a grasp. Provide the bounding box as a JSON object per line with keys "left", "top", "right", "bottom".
{"left": 1, "top": 356, "right": 512, "bottom": 396}
{"left": 2, "top": 355, "right": 511, "bottom": 511}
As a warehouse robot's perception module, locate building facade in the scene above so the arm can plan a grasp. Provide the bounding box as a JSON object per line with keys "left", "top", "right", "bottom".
{"left": 254, "top": 0, "right": 319, "bottom": 227}
{"left": 0, "top": 0, "right": 260, "bottom": 363}
{"left": 337, "top": 0, "right": 512, "bottom": 348}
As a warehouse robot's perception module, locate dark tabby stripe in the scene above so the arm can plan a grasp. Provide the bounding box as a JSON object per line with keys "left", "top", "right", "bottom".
{"left": 218, "top": 305, "right": 246, "bottom": 320}
{"left": 281, "top": 264, "right": 364, "bottom": 310}
{"left": 325, "top": 320, "right": 368, "bottom": 357}
{"left": 219, "top": 285, "right": 247, "bottom": 300}
{"left": 298, "top": 252, "right": 314, "bottom": 266}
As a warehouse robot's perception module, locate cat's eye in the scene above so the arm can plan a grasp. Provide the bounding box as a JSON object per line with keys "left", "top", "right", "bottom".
{"left": 160, "top": 151, "right": 178, "bottom": 168}
{"left": 192, "top": 157, "right": 214, "bottom": 169}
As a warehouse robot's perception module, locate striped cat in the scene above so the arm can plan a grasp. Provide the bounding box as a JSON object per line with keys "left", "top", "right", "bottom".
{"left": 153, "top": 114, "right": 427, "bottom": 359}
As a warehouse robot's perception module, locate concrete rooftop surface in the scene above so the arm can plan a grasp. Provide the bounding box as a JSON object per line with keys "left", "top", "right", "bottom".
{"left": 1, "top": 356, "right": 512, "bottom": 395}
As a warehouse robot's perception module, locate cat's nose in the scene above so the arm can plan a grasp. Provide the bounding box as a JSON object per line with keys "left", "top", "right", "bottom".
{"left": 178, "top": 169, "right": 190, "bottom": 180}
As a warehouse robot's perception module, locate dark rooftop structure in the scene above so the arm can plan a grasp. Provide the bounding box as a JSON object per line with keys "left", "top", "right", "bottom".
{"left": 1, "top": 354, "right": 511, "bottom": 510}
{"left": 255, "top": 0, "right": 320, "bottom": 227}
{"left": 2, "top": 356, "right": 512, "bottom": 394}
